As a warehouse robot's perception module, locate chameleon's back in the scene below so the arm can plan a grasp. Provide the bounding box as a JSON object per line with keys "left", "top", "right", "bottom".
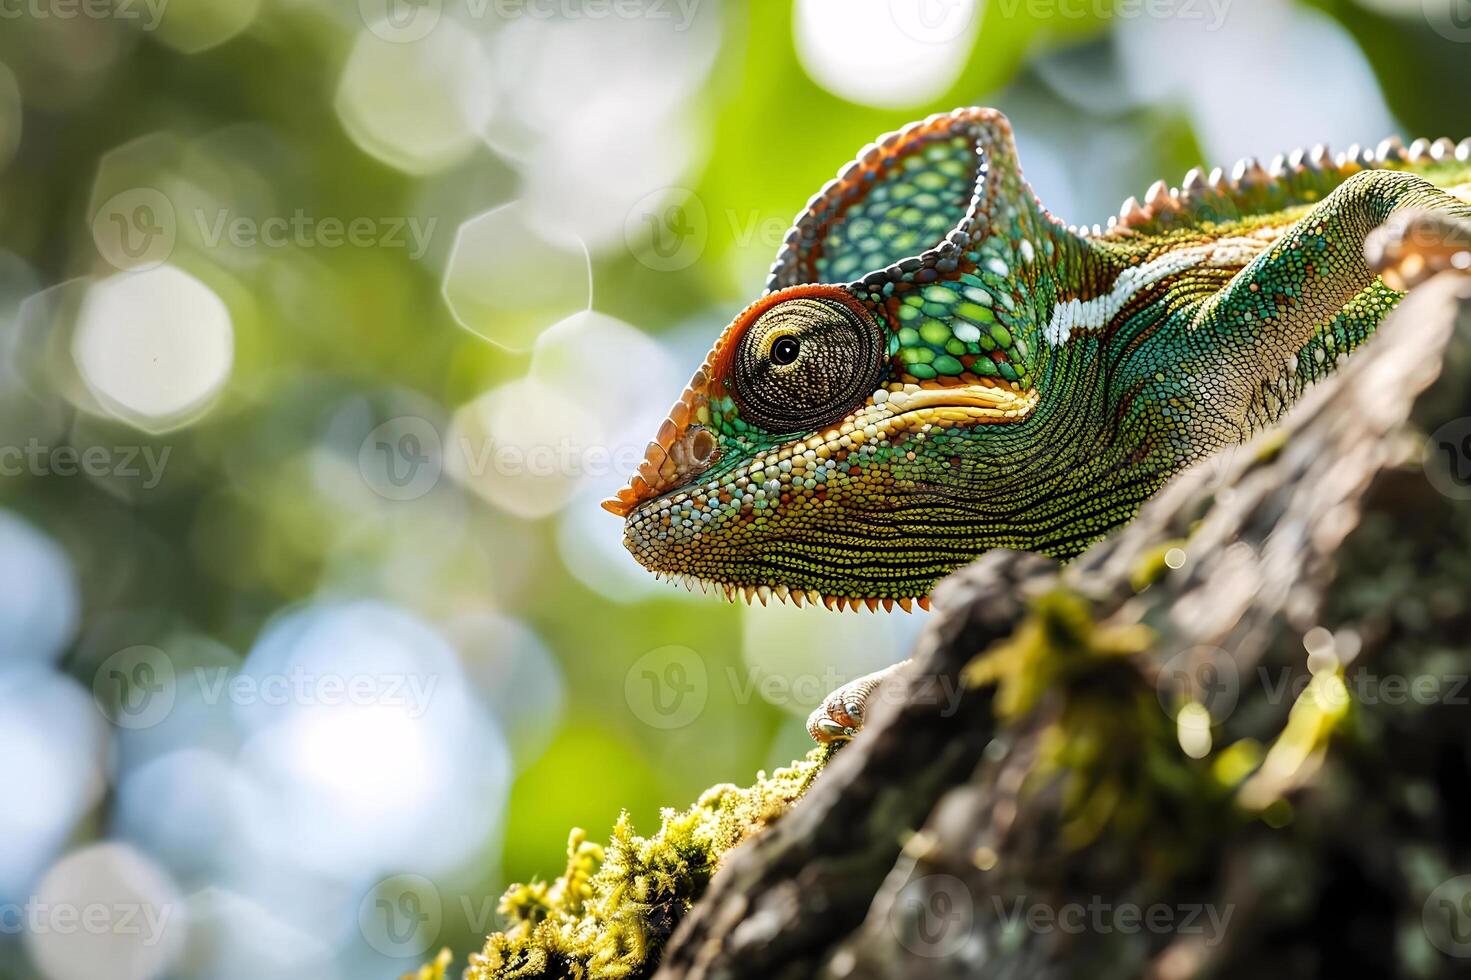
{"left": 1086, "top": 138, "right": 1471, "bottom": 244}
{"left": 1072, "top": 138, "right": 1471, "bottom": 440}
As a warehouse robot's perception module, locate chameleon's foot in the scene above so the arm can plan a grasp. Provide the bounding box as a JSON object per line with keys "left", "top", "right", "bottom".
{"left": 1365, "top": 209, "right": 1471, "bottom": 292}
{"left": 806, "top": 660, "right": 911, "bottom": 743}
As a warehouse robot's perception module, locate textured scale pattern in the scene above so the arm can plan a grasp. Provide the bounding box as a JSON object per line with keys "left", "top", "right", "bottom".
{"left": 606, "top": 109, "right": 1471, "bottom": 608}
{"left": 892, "top": 278, "right": 1033, "bottom": 386}
{"left": 815, "top": 135, "right": 976, "bottom": 282}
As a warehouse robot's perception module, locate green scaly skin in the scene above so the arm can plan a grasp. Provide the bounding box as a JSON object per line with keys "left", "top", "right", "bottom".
{"left": 606, "top": 108, "right": 1471, "bottom": 611}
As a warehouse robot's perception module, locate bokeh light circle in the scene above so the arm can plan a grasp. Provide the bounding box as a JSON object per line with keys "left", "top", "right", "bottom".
{"left": 71, "top": 267, "right": 234, "bottom": 433}
{"left": 24, "top": 842, "right": 185, "bottom": 980}
{"left": 0, "top": 512, "right": 79, "bottom": 664}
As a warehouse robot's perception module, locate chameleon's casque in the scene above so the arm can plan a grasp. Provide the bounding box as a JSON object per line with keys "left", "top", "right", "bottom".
{"left": 605, "top": 108, "right": 1471, "bottom": 607}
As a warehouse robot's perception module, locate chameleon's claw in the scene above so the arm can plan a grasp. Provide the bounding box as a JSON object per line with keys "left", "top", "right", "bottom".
{"left": 1365, "top": 208, "right": 1471, "bottom": 292}
{"left": 809, "top": 714, "right": 857, "bottom": 742}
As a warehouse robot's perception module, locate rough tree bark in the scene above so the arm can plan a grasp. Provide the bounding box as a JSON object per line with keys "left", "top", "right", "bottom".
{"left": 654, "top": 274, "right": 1471, "bottom": 980}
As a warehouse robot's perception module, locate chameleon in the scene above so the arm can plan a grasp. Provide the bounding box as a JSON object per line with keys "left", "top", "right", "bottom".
{"left": 601, "top": 107, "right": 1471, "bottom": 739}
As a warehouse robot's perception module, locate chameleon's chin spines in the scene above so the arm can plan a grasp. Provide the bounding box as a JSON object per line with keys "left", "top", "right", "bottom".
{"left": 644, "top": 568, "right": 931, "bottom": 613}
{"left": 1340, "top": 144, "right": 1374, "bottom": 171}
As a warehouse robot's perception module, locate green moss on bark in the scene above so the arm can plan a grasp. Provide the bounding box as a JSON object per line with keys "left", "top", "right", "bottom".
{"left": 465, "top": 746, "right": 834, "bottom": 980}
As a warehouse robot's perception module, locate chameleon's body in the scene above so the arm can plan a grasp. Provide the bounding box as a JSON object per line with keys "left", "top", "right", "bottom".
{"left": 606, "top": 108, "right": 1471, "bottom": 614}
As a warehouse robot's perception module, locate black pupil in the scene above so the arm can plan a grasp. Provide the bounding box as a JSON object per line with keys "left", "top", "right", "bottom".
{"left": 771, "top": 336, "right": 800, "bottom": 365}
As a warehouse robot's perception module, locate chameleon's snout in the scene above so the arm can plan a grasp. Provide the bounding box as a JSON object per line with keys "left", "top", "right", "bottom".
{"left": 600, "top": 377, "right": 721, "bottom": 519}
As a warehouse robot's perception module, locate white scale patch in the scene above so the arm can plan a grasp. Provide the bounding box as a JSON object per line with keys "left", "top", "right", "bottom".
{"left": 1044, "top": 237, "right": 1274, "bottom": 346}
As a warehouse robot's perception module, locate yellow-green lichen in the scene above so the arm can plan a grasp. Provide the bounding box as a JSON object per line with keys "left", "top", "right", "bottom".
{"left": 1237, "top": 666, "right": 1353, "bottom": 814}
{"left": 466, "top": 746, "right": 834, "bottom": 980}
{"left": 1251, "top": 426, "right": 1290, "bottom": 464}
{"left": 962, "top": 589, "right": 1155, "bottom": 723}
{"left": 1129, "top": 538, "right": 1190, "bottom": 593}
{"left": 403, "top": 947, "right": 453, "bottom": 980}
{"left": 962, "top": 590, "right": 1238, "bottom": 855}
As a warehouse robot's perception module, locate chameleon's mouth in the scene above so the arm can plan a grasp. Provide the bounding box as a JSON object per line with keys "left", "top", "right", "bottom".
{"left": 862, "top": 383, "right": 1038, "bottom": 419}
{"left": 617, "top": 381, "right": 1039, "bottom": 609}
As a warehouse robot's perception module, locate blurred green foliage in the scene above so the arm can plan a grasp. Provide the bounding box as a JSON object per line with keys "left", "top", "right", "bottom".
{"left": 0, "top": 0, "right": 1468, "bottom": 973}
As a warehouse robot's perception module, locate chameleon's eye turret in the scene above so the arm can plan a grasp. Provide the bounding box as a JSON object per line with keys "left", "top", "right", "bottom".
{"left": 729, "top": 296, "right": 886, "bottom": 435}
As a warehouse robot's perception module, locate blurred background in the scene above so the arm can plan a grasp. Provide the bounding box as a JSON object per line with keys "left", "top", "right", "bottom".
{"left": 0, "top": 0, "right": 1466, "bottom": 976}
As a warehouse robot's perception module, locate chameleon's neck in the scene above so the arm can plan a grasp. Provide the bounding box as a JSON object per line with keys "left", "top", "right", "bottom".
{"left": 905, "top": 218, "right": 1181, "bottom": 557}
{"left": 989, "top": 214, "right": 1117, "bottom": 381}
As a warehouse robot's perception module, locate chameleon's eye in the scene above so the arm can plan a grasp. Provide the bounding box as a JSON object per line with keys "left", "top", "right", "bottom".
{"left": 730, "top": 296, "right": 885, "bottom": 434}
{"left": 770, "top": 335, "right": 801, "bottom": 365}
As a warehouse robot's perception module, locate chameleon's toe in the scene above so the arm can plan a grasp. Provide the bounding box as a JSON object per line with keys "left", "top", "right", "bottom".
{"left": 807, "top": 712, "right": 858, "bottom": 743}
{"left": 1365, "top": 209, "right": 1471, "bottom": 292}
{"left": 804, "top": 661, "right": 909, "bottom": 743}
{"left": 806, "top": 691, "right": 860, "bottom": 743}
